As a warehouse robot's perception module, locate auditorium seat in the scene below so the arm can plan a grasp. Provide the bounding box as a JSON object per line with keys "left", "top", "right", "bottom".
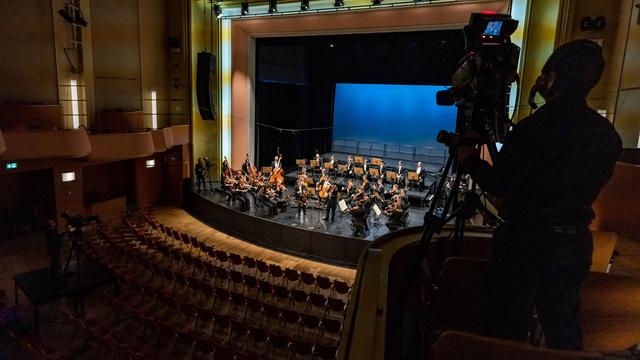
{"left": 580, "top": 271, "right": 640, "bottom": 352}
{"left": 431, "top": 331, "right": 604, "bottom": 360}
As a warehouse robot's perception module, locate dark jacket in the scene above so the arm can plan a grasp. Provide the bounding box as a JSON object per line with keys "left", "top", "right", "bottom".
{"left": 469, "top": 95, "right": 621, "bottom": 226}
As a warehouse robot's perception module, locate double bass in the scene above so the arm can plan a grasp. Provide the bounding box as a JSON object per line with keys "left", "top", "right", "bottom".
{"left": 269, "top": 153, "right": 284, "bottom": 183}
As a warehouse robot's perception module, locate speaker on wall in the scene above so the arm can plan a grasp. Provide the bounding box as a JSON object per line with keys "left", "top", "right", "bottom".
{"left": 196, "top": 52, "right": 216, "bottom": 120}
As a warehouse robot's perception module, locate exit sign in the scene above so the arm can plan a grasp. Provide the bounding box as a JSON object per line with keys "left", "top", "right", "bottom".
{"left": 5, "top": 162, "right": 17, "bottom": 169}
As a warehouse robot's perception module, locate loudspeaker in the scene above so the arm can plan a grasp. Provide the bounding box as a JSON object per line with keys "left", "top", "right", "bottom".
{"left": 196, "top": 52, "right": 216, "bottom": 120}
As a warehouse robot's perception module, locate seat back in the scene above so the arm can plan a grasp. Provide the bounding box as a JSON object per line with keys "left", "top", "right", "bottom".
{"left": 432, "top": 331, "right": 604, "bottom": 360}
{"left": 580, "top": 272, "right": 640, "bottom": 352}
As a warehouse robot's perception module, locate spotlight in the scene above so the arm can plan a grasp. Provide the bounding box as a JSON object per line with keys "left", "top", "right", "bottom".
{"left": 334, "top": 0, "right": 344, "bottom": 7}
{"left": 268, "top": 0, "right": 277, "bottom": 13}
{"left": 213, "top": 3, "right": 222, "bottom": 18}
{"left": 241, "top": 0, "right": 249, "bottom": 15}
{"left": 300, "top": 0, "right": 309, "bottom": 11}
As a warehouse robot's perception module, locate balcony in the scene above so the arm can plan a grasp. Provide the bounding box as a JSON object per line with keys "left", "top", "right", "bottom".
{"left": 88, "top": 132, "right": 155, "bottom": 160}
{"left": 0, "top": 128, "right": 91, "bottom": 160}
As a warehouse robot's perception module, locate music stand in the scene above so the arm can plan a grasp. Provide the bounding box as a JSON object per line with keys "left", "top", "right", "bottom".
{"left": 354, "top": 167, "right": 364, "bottom": 176}
{"left": 338, "top": 164, "right": 347, "bottom": 175}
{"left": 371, "top": 158, "right": 382, "bottom": 165}
{"left": 324, "top": 163, "right": 334, "bottom": 170}
{"left": 296, "top": 159, "right": 307, "bottom": 166}
{"left": 386, "top": 171, "right": 397, "bottom": 182}
{"left": 369, "top": 168, "right": 379, "bottom": 178}
{"left": 261, "top": 166, "right": 272, "bottom": 175}
{"left": 310, "top": 159, "right": 319, "bottom": 168}
{"left": 407, "top": 172, "right": 419, "bottom": 181}
{"left": 354, "top": 156, "right": 364, "bottom": 164}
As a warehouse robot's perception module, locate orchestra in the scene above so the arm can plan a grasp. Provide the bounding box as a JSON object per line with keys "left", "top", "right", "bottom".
{"left": 208, "top": 150, "right": 440, "bottom": 235}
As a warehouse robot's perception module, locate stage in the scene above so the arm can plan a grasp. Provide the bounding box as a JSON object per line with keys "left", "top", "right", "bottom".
{"left": 184, "top": 183, "right": 433, "bottom": 267}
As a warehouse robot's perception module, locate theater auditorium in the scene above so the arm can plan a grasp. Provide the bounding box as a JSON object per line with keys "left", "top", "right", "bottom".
{"left": 0, "top": 0, "right": 639, "bottom": 359}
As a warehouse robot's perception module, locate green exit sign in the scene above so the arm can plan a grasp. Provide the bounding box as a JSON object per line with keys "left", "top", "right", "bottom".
{"left": 5, "top": 162, "right": 17, "bottom": 170}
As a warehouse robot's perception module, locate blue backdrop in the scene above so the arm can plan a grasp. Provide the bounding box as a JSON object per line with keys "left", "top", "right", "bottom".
{"left": 332, "top": 83, "right": 457, "bottom": 148}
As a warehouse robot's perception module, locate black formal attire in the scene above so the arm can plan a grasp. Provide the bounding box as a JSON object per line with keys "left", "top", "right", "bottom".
{"left": 468, "top": 95, "right": 621, "bottom": 350}
{"left": 414, "top": 166, "right": 426, "bottom": 190}
{"left": 242, "top": 160, "right": 252, "bottom": 174}
{"left": 195, "top": 162, "right": 205, "bottom": 191}
{"left": 324, "top": 186, "right": 338, "bottom": 222}
{"left": 346, "top": 160, "right": 354, "bottom": 178}
{"left": 396, "top": 166, "right": 407, "bottom": 187}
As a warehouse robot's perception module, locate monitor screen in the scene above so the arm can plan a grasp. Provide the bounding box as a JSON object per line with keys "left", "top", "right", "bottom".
{"left": 332, "top": 83, "right": 457, "bottom": 149}
{"left": 482, "top": 20, "right": 503, "bottom": 36}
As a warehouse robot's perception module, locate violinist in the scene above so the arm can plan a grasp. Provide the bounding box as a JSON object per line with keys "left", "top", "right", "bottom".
{"left": 360, "top": 174, "right": 370, "bottom": 193}
{"left": 384, "top": 183, "right": 399, "bottom": 200}
{"left": 322, "top": 177, "right": 338, "bottom": 222}
{"left": 295, "top": 179, "right": 308, "bottom": 217}
{"left": 257, "top": 184, "right": 277, "bottom": 216}
{"left": 384, "top": 195, "right": 405, "bottom": 230}
{"left": 297, "top": 167, "right": 309, "bottom": 184}
{"left": 232, "top": 170, "right": 250, "bottom": 212}
{"left": 372, "top": 178, "right": 385, "bottom": 193}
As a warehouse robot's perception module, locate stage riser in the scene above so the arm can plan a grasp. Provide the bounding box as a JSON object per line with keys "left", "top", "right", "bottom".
{"left": 184, "top": 190, "right": 368, "bottom": 267}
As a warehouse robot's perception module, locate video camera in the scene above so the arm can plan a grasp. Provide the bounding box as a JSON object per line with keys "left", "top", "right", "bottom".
{"left": 61, "top": 211, "right": 100, "bottom": 234}
{"left": 436, "top": 12, "right": 520, "bottom": 154}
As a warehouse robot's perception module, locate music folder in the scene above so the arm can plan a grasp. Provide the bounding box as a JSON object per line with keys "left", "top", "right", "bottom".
{"left": 408, "top": 172, "right": 419, "bottom": 181}
{"left": 338, "top": 200, "right": 348, "bottom": 211}
{"left": 373, "top": 204, "right": 382, "bottom": 216}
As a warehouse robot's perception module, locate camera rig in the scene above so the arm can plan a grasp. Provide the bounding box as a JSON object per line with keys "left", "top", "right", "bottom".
{"left": 392, "top": 12, "right": 521, "bottom": 358}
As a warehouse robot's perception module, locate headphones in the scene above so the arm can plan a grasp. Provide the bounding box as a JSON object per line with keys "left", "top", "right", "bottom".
{"left": 527, "top": 40, "right": 603, "bottom": 111}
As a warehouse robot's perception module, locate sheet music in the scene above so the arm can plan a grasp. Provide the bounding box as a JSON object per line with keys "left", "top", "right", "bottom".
{"left": 373, "top": 204, "right": 381, "bottom": 216}
{"left": 338, "top": 200, "right": 348, "bottom": 211}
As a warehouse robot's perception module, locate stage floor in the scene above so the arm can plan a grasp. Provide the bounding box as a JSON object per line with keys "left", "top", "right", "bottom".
{"left": 198, "top": 185, "right": 427, "bottom": 241}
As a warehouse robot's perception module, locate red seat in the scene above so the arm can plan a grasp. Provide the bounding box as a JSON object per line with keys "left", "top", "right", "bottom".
{"left": 269, "top": 264, "right": 284, "bottom": 284}
{"left": 266, "top": 333, "right": 291, "bottom": 358}
{"left": 326, "top": 297, "right": 346, "bottom": 318}
{"left": 308, "top": 293, "right": 327, "bottom": 314}
{"left": 284, "top": 268, "right": 300, "bottom": 287}
{"left": 242, "top": 256, "right": 257, "bottom": 275}
{"left": 320, "top": 318, "right": 342, "bottom": 340}
{"left": 291, "top": 340, "right": 314, "bottom": 358}
{"left": 315, "top": 276, "right": 332, "bottom": 293}
{"left": 258, "top": 280, "right": 274, "bottom": 302}
{"left": 290, "top": 289, "right": 309, "bottom": 311}
{"left": 229, "top": 270, "right": 245, "bottom": 293}
{"left": 256, "top": 260, "right": 270, "bottom": 280}
{"left": 331, "top": 280, "right": 351, "bottom": 298}
{"left": 298, "top": 314, "right": 321, "bottom": 338}
{"left": 300, "top": 271, "right": 315, "bottom": 289}
{"left": 243, "top": 275, "right": 258, "bottom": 298}
{"left": 229, "top": 253, "right": 243, "bottom": 269}
{"left": 313, "top": 343, "right": 338, "bottom": 360}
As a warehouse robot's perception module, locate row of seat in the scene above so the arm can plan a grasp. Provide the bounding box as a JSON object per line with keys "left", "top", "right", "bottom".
{"left": 135, "top": 212, "right": 353, "bottom": 299}
{"left": 98, "top": 225, "right": 348, "bottom": 321}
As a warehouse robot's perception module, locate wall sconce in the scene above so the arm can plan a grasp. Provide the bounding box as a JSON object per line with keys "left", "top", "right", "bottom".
{"left": 61, "top": 171, "right": 76, "bottom": 182}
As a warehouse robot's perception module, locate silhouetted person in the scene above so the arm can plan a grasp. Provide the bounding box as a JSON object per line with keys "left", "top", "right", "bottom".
{"left": 46, "top": 219, "right": 61, "bottom": 289}
{"left": 459, "top": 40, "right": 622, "bottom": 350}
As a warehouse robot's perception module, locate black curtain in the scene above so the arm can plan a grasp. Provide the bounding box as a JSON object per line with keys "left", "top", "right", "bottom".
{"left": 255, "top": 82, "right": 333, "bottom": 171}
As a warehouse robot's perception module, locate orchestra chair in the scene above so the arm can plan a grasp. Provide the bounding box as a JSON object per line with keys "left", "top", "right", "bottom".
{"left": 589, "top": 231, "right": 617, "bottom": 273}
{"left": 353, "top": 167, "right": 364, "bottom": 176}
{"left": 354, "top": 156, "right": 364, "bottom": 164}
{"left": 371, "top": 157, "right": 382, "bottom": 165}
{"left": 369, "top": 168, "right": 379, "bottom": 178}
{"left": 432, "top": 331, "right": 604, "bottom": 360}
{"left": 261, "top": 166, "right": 272, "bottom": 176}
{"left": 385, "top": 171, "right": 397, "bottom": 183}
{"left": 580, "top": 271, "right": 640, "bottom": 353}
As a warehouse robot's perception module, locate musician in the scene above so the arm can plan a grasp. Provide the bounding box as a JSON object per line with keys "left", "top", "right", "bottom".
{"left": 384, "top": 183, "right": 399, "bottom": 200}
{"left": 413, "top": 161, "right": 426, "bottom": 191}
{"left": 377, "top": 160, "right": 386, "bottom": 183}
{"left": 371, "top": 178, "right": 385, "bottom": 194}
{"left": 274, "top": 179, "right": 288, "bottom": 211}
{"left": 346, "top": 155, "right": 355, "bottom": 178}
{"left": 362, "top": 158, "right": 370, "bottom": 176}
{"left": 297, "top": 167, "right": 309, "bottom": 183}
{"left": 242, "top": 154, "right": 253, "bottom": 175}
{"left": 328, "top": 155, "right": 336, "bottom": 175}
{"left": 222, "top": 156, "right": 230, "bottom": 176}
{"left": 360, "top": 174, "right": 370, "bottom": 193}
{"left": 385, "top": 195, "right": 406, "bottom": 230}
{"left": 232, "top": 170, "right": 250, "bottom": 212}
{"left": 271, "top": 155, "right": 281, "bottom": 170}
{"left": 314, "top": 152, "right": 323, "bottom": 169}
{"left": 295, "top": 179, "right": 308, "bottom": 217}
{"left": 396, "top": 160, "right": 407, "bottom": 187}
{"left": 318, "top": 174, "right": 333, "bottom": 203}
{"left": 317, "top": 168, "right": 329, "bottom": 186}
{"left": 195, "top": 158, "right": 206, "bottom": 192}
{"left": 257, "top": 185, "right": 277, "bottom": 217}
{"left": 342, "top": 179, "right": 355, "bottom": 201}
{"left": 349, "top": 194, "right": 373, "bottom": 236}
{"left": 323, "top": 177, "right": 338, "bottom": 222}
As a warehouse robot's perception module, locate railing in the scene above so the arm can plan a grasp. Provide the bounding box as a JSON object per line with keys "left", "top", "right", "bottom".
{"left": 331, "top": 138, "right": 448, "bottom": 164}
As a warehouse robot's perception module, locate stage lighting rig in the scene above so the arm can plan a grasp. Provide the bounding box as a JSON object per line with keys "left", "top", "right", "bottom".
{"left": 300, "top": 0, "right": 310, "bottom": 11}
{"left": 334, "top": 0, "right": 344, "bottom": 7}
{"left": 214, "top": 3, "right": 222, "bottom": 18}
{"left": 241, "top": 0, "right": 249, "bottom": 15}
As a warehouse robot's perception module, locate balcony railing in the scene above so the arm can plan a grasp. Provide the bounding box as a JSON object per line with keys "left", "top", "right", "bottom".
{"left": 331, "top": 138, "right": 448, "bottom": 165}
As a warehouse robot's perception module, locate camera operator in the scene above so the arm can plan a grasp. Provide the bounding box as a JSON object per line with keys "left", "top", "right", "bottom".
{"left": 458, "top": 40, "right": 621, "bottom": 350}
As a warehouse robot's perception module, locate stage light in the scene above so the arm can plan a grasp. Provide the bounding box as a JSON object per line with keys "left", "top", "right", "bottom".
{"left": 268, "top": 0, "right": 277, "bottom": 13}
{"left": 213, "top": 3, "right": 222, "bottom": 18}
{"left": 300, "top": 0, "right": 309, "bottom": 11}
{"left": 334, "top": 0, "right": 344, "bottom": 7}
{"left": 241, "top": 0, "right": 249, "bottom": 15}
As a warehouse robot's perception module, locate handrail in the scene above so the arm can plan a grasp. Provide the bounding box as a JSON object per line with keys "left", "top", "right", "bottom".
{"left": 332, "top": 137, "right": 448, "bottom": 163}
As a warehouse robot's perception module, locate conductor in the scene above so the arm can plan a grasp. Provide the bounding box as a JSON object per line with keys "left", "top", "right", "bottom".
{"left": 459, "top": 40, "right": 622, "bottom": 350}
